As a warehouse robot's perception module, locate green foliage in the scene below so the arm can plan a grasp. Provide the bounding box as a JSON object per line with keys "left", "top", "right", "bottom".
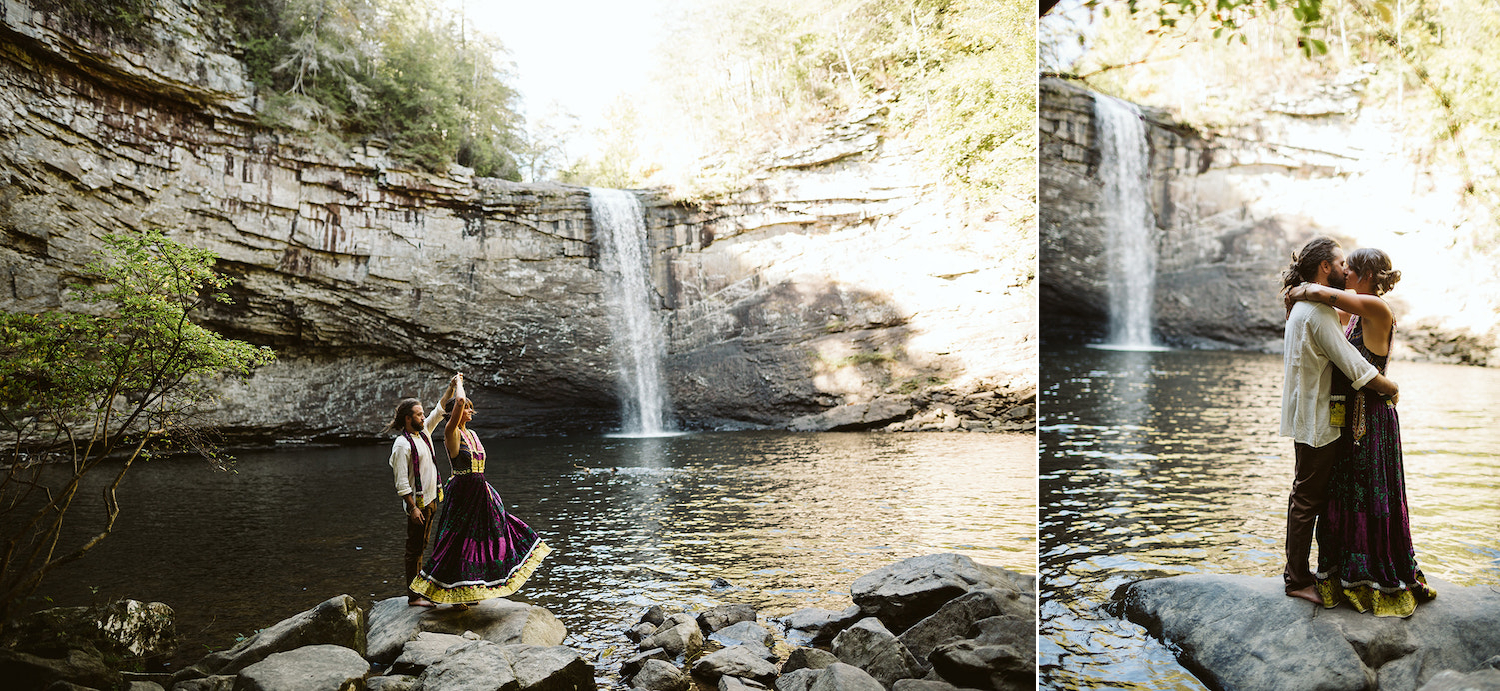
{"left": 637, "top": 0, "right": 1034, "bottom": 201}
{"left": 1083, "top": 0, "right": 1328, "bottom": 55}
{"left": 0, "top": 231, "right": 274, "bottom": 627}
{"left": 219, "top": 0, "right": 523, "bottom": 179}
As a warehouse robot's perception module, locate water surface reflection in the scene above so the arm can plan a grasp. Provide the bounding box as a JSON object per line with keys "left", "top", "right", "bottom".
{"left": 1040, "top": 347, "right": 1500, "bottom": 689}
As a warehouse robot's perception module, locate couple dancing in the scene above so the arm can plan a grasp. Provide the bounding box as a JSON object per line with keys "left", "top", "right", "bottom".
{"left": 388, "top": 374, "right": 552, "bottom": 608}
{"left": 1280, "top": 236, "right": 1436, "bottom": 618}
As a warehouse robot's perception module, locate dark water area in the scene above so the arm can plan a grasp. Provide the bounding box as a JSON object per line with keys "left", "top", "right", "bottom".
{"left": 1039, "top": 346, "right": 1500, "bottom": 689}
{"left": 29, "top": 431, "right": 1034, "bottom": 680}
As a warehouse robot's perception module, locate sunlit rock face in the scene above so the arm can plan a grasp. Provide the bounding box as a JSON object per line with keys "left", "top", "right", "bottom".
{"left": 0, "top": 0, "right": 1033, "bottom": 440}
{"left": 1041, "top": 77, "right": 1500, "bottom": 362}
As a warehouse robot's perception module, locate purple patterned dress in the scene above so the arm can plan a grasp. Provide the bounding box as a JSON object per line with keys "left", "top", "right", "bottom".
{"left": 1315, "top": 315, "right": 1436, "bottom": 617}
{"left": 410, "top": 429, "right": 551, "bottom": 603}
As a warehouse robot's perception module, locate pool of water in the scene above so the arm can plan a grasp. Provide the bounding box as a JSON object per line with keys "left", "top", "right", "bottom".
{"left": 30, "top": 431, "right": 1035, "bottom": 681}
{"left": 1039, "top": 346, "right": 1500, "bottom": 689}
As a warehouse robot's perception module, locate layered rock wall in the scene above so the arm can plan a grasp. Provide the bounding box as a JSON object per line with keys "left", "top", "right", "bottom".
{"left": 1041, "top": 76, "right": 1500, "bottom": 361}
{"left": 1, "top": 0, "right": 1034, "bottom": 440}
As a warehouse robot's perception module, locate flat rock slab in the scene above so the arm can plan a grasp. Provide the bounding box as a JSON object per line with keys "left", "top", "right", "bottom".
{"left": 234, "top": 644, "right": 369, "bottom": 691}
{"left": 368, "top": 597, "right": 566, "bottom": 665}
{"left": 1121, "top": 574, "right": 1500, "bottom": 691}
{"left": 851, "top": 554, "right": 1034, "bottom": 633}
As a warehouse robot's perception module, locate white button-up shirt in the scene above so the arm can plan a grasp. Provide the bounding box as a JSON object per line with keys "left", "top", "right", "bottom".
{"left": 1281, "top": 300, "right": 1378, "bottom": 448}
{"left": 390, "top": 402, "right": 446, "bottom": 507}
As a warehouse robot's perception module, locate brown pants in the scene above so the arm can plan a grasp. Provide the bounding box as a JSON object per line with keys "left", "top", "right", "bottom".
{"left": 405, "top": 501, "right": 438, "bottom": 598}
{"left": 1283, "top": 439, "right": 1343, "bottom": 592}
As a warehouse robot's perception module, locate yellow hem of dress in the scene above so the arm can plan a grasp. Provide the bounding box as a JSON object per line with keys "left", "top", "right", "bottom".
{"left": 409, "top": 541, "right": 552, "bottom": 604}
{"left": 1315, "top": 576, "right": 1436, "bottom": 618}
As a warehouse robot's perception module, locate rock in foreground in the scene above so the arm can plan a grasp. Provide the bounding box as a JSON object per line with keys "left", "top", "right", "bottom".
{"left": 1121, "top": 574, "right": 1500, "bottom": 691}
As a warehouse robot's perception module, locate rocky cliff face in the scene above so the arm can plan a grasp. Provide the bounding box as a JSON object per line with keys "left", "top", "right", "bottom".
{"left": 1041, "top": 76, "right": 1500, "bottom": 363}
{"left": 1, "top": 0, "right": 1034, "bottom": 441}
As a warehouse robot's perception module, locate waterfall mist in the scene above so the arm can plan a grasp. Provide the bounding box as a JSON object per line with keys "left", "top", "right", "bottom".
{"left": 1094, "top": 95, "right": 1161, "bottom": 350}
{"left": 589, "top": 188, "right": 676, "bottom": 436}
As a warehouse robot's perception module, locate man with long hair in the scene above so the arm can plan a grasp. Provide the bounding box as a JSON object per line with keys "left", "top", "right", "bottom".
{"left": 388, "top": 374, "right": 459, "bottom": 607}
{"left": 1279, "top": 237, "right": 1399, "bottom": 604}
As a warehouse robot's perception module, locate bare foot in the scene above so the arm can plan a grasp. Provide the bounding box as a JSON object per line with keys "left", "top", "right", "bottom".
{"left": 1286, "top": 586, "right": 1322, "bottom": 605}
{"left": 408, "top": 597, "right": 437, "bottom": 608}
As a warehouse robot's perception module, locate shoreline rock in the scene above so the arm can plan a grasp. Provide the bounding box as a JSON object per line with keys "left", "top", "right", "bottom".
{"left": 1118, "top": 573, "right": 1500, "bottom": 691}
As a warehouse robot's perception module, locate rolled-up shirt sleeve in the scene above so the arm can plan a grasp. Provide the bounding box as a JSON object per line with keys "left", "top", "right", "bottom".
{"left": 391, "top": 438, "right": 413, "bottom": 497}
{"left": 424, "top": 399, "right": 445, "bottom": 436}
{"left": 1313, "top": 315, "right": 1377, "bottom": 390}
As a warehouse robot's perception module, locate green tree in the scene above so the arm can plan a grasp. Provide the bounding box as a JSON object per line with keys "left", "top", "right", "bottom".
{"left": 0, "top": 231, "right": 275, "bottom": 626}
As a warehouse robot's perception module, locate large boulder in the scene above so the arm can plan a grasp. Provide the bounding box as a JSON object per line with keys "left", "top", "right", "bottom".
{"left": 631, "top": 659, "right": 691, "bottom": 691}
{"left": 173, "top": 595, "right": 364, "bottom": 685}
{"left": 368, "top": 676, "right": 420, "bottom": 691}
{"left": 698, "top": 605, "right": 758, "bottom": 634}
{"left": 367, "top": 597, "right": 566, "bottom": 665}
{"left": 831, "top": 618, "right": 924, "bottom": 689}
{"left": 172, "top": 675, "right": 236, "bottom": 691}
{"left": 898, "top": 589, "right": 1033, "bottom": 664}
{"left": 928, "top": 635, "right": 1033, "bottom": 691}
{"left": 1121, "top": 574, "right": 1500, "bottom": 691}
{"left": 620, "top": 648, "right": 671, "bottom": 679}
{"left": 233, "top": 644, "right": 370, "bottom": 691}
{"left": 850, "top": 555, "right": 1032, "bottom": 633}
{"left": 412, "top": 641, "right": 591, "bottom": 691}
{"left": 776, "top": 668, "right": 821, "bottom": 691}
{"left": 1, "top": 600, "right": 176, "bottom": 664}
{"left": 691, "top": 645, "right": 778, "bottom": 685}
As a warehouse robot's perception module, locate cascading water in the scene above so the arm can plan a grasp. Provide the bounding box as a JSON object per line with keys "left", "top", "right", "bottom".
{"left": 1094, "top": 94, "right": 1159, "bottom": 349}
{"left": 589, "top": 188, "right": 675, "bottom": 436}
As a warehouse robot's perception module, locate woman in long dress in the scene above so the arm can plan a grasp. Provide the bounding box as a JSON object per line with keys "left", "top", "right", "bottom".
{"left": 410, "top": 377, "right": 552, "bottom": 605}
{"left": 1285, "top": 247, "right": 1436, "bottom": 617}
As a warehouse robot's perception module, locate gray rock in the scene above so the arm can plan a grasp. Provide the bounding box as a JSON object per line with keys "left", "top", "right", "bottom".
{"left": 173, "top": 595, "right": 364, "bottom": 685}
{"left": 391, "top": 632, "right": 475, "bottom": 676}
{"left": 782, "top": 606, "right": 864, "bottom": 647}
{"left": 776, "top": 668, "right": 820, "bottom": 691}
{"left": 890, "top": 681, "right": 960, "bottom": 691}
{"left": 171, "top": 675, "right": 236, "bottom": 691}
{"left": 367, "top": 596, "right": 566, "bottom": 665}
{"left": 41, "top": 682, "right": 98, "bottom": 691}
{"left": 412, "top": 641, "right": 591, "bottom": 691}
{"left": 699, "top": 604, "right": 758, "bottom": 634}
{"left": 640, "top": 607, "right": 667, "bottom": 627}
{"left": 1417, "top": 668, "right": 1500, "bottom": 691}
{"left": 709, "top": 621, "right": 774, "bottom": 650}
{"left": 233, "top": 644, "right": 369, "bottom": 691}
{"left": 898, "top": 589, "right": 1033, "bottom": 664}
{"left": 662, "top": 612, "right": 697, "bottom": 630}
{"left": 720, "top": 676, "right": 770, "bottom": 691}
{"left": 851, "top": 555, "right": 1033, "bottom": 634}
{"left": 127, "top": 682, "right": 167, "bottom": 691}
{"left": 0, "top": 646, "right": 117, "bottom": 690}
{"left": 808, "top": 663, "right": 886, "bottom": 691}
{"left": 639, "top": 621, "right": 703, "bottom": 658}
{"left": 367, "top": 676, "right": 419, "bottom": 691}
{"left": 503, "top": 645, "right": 593, "bottom": 691}
{"left": 928, "top": 639, "right": 1032, "bottom": 691}
{"left": 620, "top": 648, "right": 670, "bottom": 679}
{"left": 691, "top": 645, "right": 778, "bottom": 685}
{"left": 1121, "top": 574, "right": 1500, "bottom": 691}
{"left": 783, "top": 647, "right": 839, "bottom": 674}
{"left": 627, "top": 623, "right": 658, "bottom": 643}
{"left": 831, "top": 618, "right": 924, "bottom": 689}
{"left": 631, "top": 659, "right": 690, "bottom": 691}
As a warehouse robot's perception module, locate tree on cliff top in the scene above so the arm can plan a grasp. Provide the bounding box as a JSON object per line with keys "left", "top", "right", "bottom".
{"left": 0, "top": 231, "right": 275, "bottom": 628}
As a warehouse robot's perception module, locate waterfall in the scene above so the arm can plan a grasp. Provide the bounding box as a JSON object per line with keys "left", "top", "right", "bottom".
{"left": 589, "top": 188, "right": 675, "bottom": 436}
{"left": 1094, "top": 94, "right": 1159, "bottom": 349}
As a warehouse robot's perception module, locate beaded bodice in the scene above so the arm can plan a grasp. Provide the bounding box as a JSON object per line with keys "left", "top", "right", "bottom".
{"left": 451, "top": 429, "right": 487, "bottom": 474}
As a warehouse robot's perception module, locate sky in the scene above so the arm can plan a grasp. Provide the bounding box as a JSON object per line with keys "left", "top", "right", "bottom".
{"left": 445, "top": 0, "right": 673, "bottom": 147}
